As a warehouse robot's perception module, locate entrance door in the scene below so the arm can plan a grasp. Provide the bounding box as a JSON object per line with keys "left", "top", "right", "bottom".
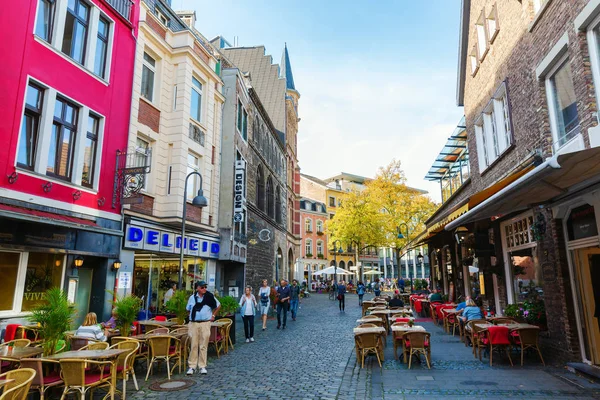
{"left": 575, "top": 248, "right": 600, "bottom": 365}
{"left": 73, "top": 268, "right": 94, "bottom": 328}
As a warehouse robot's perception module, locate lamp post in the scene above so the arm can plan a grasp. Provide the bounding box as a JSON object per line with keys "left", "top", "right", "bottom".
{"left": 332, "top": 240, "right": 341, "bottom": 284}
{"left": 179, "top": 171, "right": 208, "bottom": 290}
{"left": 396, "top": 223, "right": 410, "bottom": 283}
{"left": 416, "top": 252, "right": 424, "bottom": 293}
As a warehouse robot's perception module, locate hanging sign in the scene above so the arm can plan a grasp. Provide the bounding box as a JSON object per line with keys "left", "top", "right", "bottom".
{"left": 233, "top": 160, "right": 246, "bottom": 222}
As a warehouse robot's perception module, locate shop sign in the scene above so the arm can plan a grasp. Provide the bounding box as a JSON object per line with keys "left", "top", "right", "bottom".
{"left": 567, "top": 204, "right": 599, "bottom": 241}
{"left": 233, "top": 160, "right": 246, "bottom": 223}
{"left": 124, "top": 224, "right": 220, "bottom": 258}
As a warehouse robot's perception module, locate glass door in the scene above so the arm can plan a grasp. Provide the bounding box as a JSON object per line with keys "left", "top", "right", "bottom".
{"left": 574, "top": 248, "right": 600, "bottom": 365}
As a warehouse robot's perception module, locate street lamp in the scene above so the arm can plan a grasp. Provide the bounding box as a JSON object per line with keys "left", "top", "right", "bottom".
{"left": 416, "top": 252, "right": 424, "bottom": 293}
{"left": 332, "top": 240, "right": 342, "bottom": 284}
{"left": 179, "top": 171, "right": 208, "bottom": 290}
{"left": 396, "top": 223, "right": 410, "bottom": 282}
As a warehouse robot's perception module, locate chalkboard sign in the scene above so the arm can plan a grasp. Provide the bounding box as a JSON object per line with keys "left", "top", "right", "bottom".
{"left": 567, "top": 205, "right": 598, "bottom": 241}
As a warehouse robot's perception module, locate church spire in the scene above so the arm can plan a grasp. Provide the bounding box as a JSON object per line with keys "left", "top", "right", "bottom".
{"left": 281, "top": 43, "right": 296, "bottom": 91}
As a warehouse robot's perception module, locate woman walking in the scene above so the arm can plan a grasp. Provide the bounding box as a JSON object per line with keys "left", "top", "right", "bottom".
{"left": 258, "top": 279, "right": 271, "bottom": 331}
{"left": 357, "top": 281, "right": 366, "bottom": 306}
{"left": 337, "top": 280, "right": 347, "bottom": 312}
{"left": 239, "top": 286, "right": 257, "bottom": 342}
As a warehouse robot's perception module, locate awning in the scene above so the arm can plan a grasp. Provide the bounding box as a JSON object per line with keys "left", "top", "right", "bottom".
{"left": 0, "top": 203, "right": 122, "bottom": 236}
{"left": 447, "top": 146, "right": 600, "bottom": 230}
{"left": 468, "top": 164, "right": 535, "bottom": 207}
{"left": 427, "top": 203, "right": 470, "bottom": 235}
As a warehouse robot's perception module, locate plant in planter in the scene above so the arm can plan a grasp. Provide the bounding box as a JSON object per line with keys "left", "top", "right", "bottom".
{"left": 29, "top": 288, "right": 75, "bottom": 356}
{"left": 306, "top": 253, "right": 313, "bottom": 258}
{"left": 165, "top": 290, "right": 191, "bottom": 324}
{"left": 317, "top": 253, "right": 324, "bottom": 259}
{"left": 316, "top": 231, "right": 324, "bottom": 236}
{"left": 215, "top": 295, "right": 239, "bottom": 317}
{"left": 111, "top": 293, "right": 142, "bottom": 337}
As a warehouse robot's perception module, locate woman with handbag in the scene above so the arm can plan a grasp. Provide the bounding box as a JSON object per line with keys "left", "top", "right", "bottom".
{"left": 337, "top": 280, "right": 347, "bottom": 312}
{"left": 258, "top": 279, "right": 271, "bottom": 331}
{"left": 239, "top": 286, "right": 257, "bottom": 342}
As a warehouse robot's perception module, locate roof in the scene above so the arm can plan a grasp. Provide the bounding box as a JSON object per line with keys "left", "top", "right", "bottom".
{"left": 280, "top": 43, "right": 296, "bottom": 91}
{"left": 324, "top": 172, "right": 372, "bottom": 184}
{"left": 222, "top": 46, "right": 287, "bottom": 142}
{"left": 425, "top": 116, "right": 468, "bottom": 181}
{"left": 300, "top": 173, "right": 328, "bottom": 187}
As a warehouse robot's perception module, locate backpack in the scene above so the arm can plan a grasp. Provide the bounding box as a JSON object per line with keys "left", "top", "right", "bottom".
{"left": 374, "top": 282, "right": 380, "bottom": 290}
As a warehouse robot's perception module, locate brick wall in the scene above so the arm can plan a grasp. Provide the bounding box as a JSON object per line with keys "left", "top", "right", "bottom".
{"left": 129, "top": 194, "right": 154, "bottom": 216}
{"left": 138, "top": 98, "right": 160, "bottom": 133}
{"left": 193, "top": 43, "right": 210, "bottom": 65}
{"left": 185, "top": 203, "right": 202, "bottom": 224}
{"left": 146, "top": 13, "right": 166, "bottom": 39}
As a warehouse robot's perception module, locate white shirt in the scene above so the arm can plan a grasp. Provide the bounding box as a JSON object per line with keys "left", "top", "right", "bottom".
{"left": 163, "top": 288, "right": 174, "bottom": 306}
{"left": 239, "top": 294, "right": 256, "bottom": 316}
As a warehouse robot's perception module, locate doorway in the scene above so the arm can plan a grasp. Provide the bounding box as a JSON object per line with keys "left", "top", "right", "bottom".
{"left": 73, "top": 268, "right": 93, "bottom": 328}
{"left": 574, "top": 248, "right": 600, "bottom": 365}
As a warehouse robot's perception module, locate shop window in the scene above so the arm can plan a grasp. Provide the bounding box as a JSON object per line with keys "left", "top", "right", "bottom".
{"left": 0, "top": 252, "right": 20, "bottom": 312}
{"left": 81, "top": 114, "right": 99, "bottom": 187}
{"left": 22, "top": 254, "right": 64, "bottom": 311}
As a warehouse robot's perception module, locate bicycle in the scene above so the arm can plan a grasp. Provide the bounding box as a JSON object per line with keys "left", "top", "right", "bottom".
{"left": 328, "top": 290, "right": 336, "bottom": 300}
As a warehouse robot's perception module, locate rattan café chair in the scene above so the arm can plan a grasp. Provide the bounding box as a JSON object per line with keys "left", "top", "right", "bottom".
{"left": 0, "top": 339, "right": 31, "bottom": 348}
{"left": 145, "top": 335, "right": 181, "bottom": 381}
{"left": 20, "top": 358, "right": 63, "bottom": 400}
{"left": 108, "top": 340, "right": 140, "bottom": 399}
{"left": 0, "top": 367, "right": 36, "bottom": 400}
{"left": 78, "top": 342, "right": 109, "bottom": 351}
{"left": 58, "top": 358, "right": 113, "bottom": 400}
{"left": 355, "top": 332, "right": 384, "bottom": 368}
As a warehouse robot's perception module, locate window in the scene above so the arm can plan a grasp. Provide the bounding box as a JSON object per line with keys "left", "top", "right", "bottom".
{"left": 237, "top": 99, "right": 248, "bottom": 140}
{"left": 141, "top": 52, "right": 156, "bottom": 102}
{"left": 136, "top": 137, "right": 150, "bottom": 189}
{"left": 469, "top": 45, "right": 479, "bottom": 76}
{"left": 81, "top": 114, "right": 99, "bottom": 187}
{"left": 316, "top": 241, "right": 323, "bottom": 256}
{"left": 305, "top": 239, "right": 313, "bottom": 257}
{"left": 0, "top": 252, "right": 20, "bottom": 312}
{"left": 316, "top": 220, "right": 323, "bottom": 233}
{"left": 18, "top": 84, "right": 44, "bottom": 169}
{"left": 62, "top": 0, "right": 90, "bottom": 64}
{"left": 47, "top": 97, "right": 78, "bottom": 180}
{"left": 93, "top": 16, "right": 109, "bottom": 78}
{"left": 35, "top": 0, "right": 55, "bottom": 42}
{"left": 475, "top": 11, "right": 488, "bottom": 60}
{"left": 329, "top": 196, "right": 336, "bottom": 207}
{"left": 191, "top": 77, "right": 202, "bottom": 122}
{"left": 21, "top": 253, "right": 64, "bottom": 311}
{"left": 266, "top": 176, "right": 274, "bottom": 218}
{"left": 474, "top": 83, "right": 513, "bottom": 172}
{"left": 548, "top": 60, "right": 580, "bottom": 148}
{"left": 275, "top": 186, "right": 282, "bottom": 224}
{"left": 305, "top": 218, "right": 313, "bottom": 233}
{"left": 257, "top": 166, "right": 265, "bottom": 211}
{"left": 486, "top": 4, "right": 499, "bottom": 43}
{"left": 186, "top": 153, "right": 200, "bottom": 200}
{"left": 156, "top": 9, "right": 169, "bottom": 26}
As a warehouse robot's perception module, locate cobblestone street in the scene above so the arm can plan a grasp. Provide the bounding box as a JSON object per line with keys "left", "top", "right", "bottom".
{"left": 125, "top": 293, "right": 600, "bottom": 399}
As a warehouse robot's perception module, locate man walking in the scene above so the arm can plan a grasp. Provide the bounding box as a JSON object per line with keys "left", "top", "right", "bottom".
{"left": 186, "top": 281, "right": 220, "bottom": 375}
{"left": 276, "top": 279, "right": 291, "bottom": 329}
{"left": 290, "top": 279, "right": 301, "bottom": 321}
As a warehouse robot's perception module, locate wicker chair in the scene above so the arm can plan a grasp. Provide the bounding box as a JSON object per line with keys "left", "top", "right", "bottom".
{"left": 0, "top": 340, "right": 30, "bottom": 349}
{"left": 220, "top": 319, "right": 234, "bottom": 353}
{"left": 464, "top": 319, "right": 487, "bottom": 350}
{"left": 142, "top": 324, "right": 163, "bottom": 333}
{"left": 58, "top": 358, "right": 113, "bottom": 400}
{"left": 482, "top": 326, "right": 513, "bottom": 367}
{"left": 512, "top": 328, "right": 544, "bottom": 366}
{"left": 491, "top": 317, "right": 516, "bottom": 325}
{"left": 145, "top": 335, "right": 181, "bottom": 381}
{"left": 354, "top": 332, "right": 384, "bottom": 368}
{"left": 169, "top": 328, "right": 190, "bottom": 366}
{"left": 0, "top": 368, "right": 36, "bottom": 400}
{"left": 471, "top": 321, "right": 490, "bottom": 359}
{"left": 108, "top": 340, "right": 140, "bottom": 399}
{"left": 391, "top": 323, "right": 409, "bottom": 360}
{"left": 78, "top": 342, "right": 109, "bottom": 351}
{"left": 68, "top": 336, "right": 95, "bottom": 351}
{"left": 442, "top": 310, "right": 459, "bottom": 336}
{"left": 357, "top": 323, "right": 377, "bottom": 329}
{"left": 145, "top": 328, "right": 170, "bottom": 335}
{"left": 404, "top": 331, "right": 431, "bottom": 369}
{"left": 361, "top": 303, "right": 371, "bottom": 316}
{"left": 16, "top": 326, "right": 39, "bottom": 342}
{"left": 19, "top": 358, "right": 63, "bottom": 400}
{"left": 208, "top": 326, "right": 225, "bottom": 359}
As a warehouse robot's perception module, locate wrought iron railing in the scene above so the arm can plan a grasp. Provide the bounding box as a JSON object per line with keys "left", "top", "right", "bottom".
{"left": 105, "top": 0, "right": 134, "bottom": 22}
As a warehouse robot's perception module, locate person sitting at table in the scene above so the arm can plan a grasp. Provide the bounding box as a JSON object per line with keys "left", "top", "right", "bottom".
{"left": 388, "top": 294, "right": 404, "bottom": 308}
{"left": 76, "top": 312, "right": 107, "bottom": 342}
{"left": 459, "top": 299, "right": 483, "bottom": 322}
{"left": 101, "top": 309, "right": 118, "bottom": 329}
{"left": 456, "top": 296, "right": 470, "bottom": 312}
{"left": 428, "top": 289, "right": 442, "bottom": 303}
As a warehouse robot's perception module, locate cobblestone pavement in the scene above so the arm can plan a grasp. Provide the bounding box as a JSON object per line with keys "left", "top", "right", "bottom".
{"left": 121, "top": 293, "right": 600, "bottom": 399}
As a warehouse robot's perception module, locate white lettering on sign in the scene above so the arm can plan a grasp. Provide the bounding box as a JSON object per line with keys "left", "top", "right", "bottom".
{"left": 234, "top": 160, "right": 246, "bottom": 222}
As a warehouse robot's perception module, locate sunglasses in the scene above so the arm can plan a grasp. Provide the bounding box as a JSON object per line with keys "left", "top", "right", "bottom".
{"left": 199, "top": 286, "right": 207, "bottom": 289}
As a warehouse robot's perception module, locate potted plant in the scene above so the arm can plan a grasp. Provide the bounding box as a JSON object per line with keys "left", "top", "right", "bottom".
{"left": 29, "top": 288, "right": 75, "bottom": 356}
{"left": 306, "top": 253, "right": 313, "bottom": 258}
{"left": 111, "top": 293, "right": 142, "bottom": 337}
{"left": 165, "top": 290, "right": 191, "bottom": 324}
{"left": 317, "top": 253, "right": 324, "bottom": 259}
{"left": 216, "top": 295, "right": 239, "bottom": 345}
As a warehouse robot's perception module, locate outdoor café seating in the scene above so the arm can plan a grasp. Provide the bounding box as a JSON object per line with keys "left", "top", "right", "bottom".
{"left": 19, "top": 358, "right": 62, "bottom": 400}
{"left": 0, "top": 367, "right": 36, "bottom": 400}
{"left": 403, "top": 331, "right": 431, "bottom": 369}
{"left": 512, "top": 327, "right": 545, "bottom": 366}
{"left": 354, "top": 332, "right": 384, "bottom": 368}
{"left": 79, "top": 342, "right": 109, "bottom": 351}
{"left": 481, "top": 326, "right": 513, "bottom": 367}
{"left": 145, "top": 335, "right": 181, "bottom": 381}
{"left": 107, "top": 340, "right": 140, "bottom": 399}
{"left": 58, "top": 358, "right": 114, "bottom": 399}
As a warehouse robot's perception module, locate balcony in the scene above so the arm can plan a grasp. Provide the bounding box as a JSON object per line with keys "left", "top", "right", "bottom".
{"left": 106, "top": 0, "right": 134, "bottom": 23}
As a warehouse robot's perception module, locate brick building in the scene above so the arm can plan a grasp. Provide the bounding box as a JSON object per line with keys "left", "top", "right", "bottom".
{"left": 119, "top": 1, "right": 224, "bottom": 312}
{"left": 299, "top": 197, "right": 328, "bottom": 288}
{"left": 421, "top": 0, "right": 600, "bottom": 367}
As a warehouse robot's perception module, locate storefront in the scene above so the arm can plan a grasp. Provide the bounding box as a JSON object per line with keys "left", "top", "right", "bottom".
{"left": 0, "top": 206, "right": 122, "bottom": 327}
{"left": 121, "top": 220, "right": 220, "bottom": 316}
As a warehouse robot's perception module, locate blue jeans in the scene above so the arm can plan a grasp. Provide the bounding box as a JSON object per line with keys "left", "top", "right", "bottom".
{"left": 290, "top": 299, "right": 299, "bottom": 319}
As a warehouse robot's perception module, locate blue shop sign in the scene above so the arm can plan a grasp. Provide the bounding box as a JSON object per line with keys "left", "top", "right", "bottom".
{"left": 124, "top": 224, "right": 220, "bottom": 258}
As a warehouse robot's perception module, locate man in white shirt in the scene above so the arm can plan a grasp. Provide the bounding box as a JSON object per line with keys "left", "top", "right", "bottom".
{"left": 186, "top": 281, "right": 220, "bottom": 375}
{"left": 163, "top": 282, "right": 176, "bottom": 307}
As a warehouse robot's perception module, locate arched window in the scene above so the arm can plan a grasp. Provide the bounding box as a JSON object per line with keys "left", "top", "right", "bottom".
{"left": 316, "top": 220, "right": 323, "bottom": 233}
{"left": 305, "top": 239, "right": 313, "bottom": 257}
{"left": 316, "top": 240, "right": 323, "bottom": 256}
{"left": 266, "top": 176, "right": 274, "bottom": 218}
{"left": 339, "top": 260, "right": 346, "bottom": 269}
{"left": 257, "top": 166, "right": 265, "bottom": 211}
{"left": 275, "top": 185, "right": 282, "bottom": 224}
{"left": 305, "top": 218, "right": 313, "bottom": 233}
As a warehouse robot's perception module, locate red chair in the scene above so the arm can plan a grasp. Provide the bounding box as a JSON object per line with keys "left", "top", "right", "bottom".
{"left": 154, "top": 316, "right": 167, "bottom": 322}
{"left": 414, "top": 300, "right": 423, "bottom": 314}
{"left": 3, "top": 324, "right": 19, "bottom": 343}
{"left": 395, "top": 318, "right": 410, "bottom": 323}
{"left": 481, "top": 326, "right": 513, "bottom": 366}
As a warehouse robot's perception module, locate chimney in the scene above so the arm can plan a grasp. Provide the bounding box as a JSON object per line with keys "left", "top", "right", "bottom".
{"left": 176, "top": 10, "right": 196, "bottom": 29}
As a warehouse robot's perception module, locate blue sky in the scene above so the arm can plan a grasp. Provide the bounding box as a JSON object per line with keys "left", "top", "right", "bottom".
{"left": 177, "top": 0, "right": 464, "bottom": 202}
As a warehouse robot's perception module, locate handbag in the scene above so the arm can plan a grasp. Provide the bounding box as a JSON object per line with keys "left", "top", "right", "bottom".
{"left": 337, "top": 294, "right": 342, "bottom": 300}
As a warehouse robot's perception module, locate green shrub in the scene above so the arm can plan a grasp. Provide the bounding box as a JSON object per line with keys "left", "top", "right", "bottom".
{"left": 29, "top": 288, "right": 75, "bottom": 356}
{"left": 166, "top": 290, "right": 191, "bottom": 324}
{"left": 111, "top": 293, "right": 142, "bottom": 337}
{"left": 216, "top": 295, "right": 239, "bottom": 316}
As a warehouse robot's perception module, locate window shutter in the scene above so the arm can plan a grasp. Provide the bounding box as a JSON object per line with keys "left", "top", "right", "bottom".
{"left": 493, "top": 98, "right": 509, "bottom": 153}
{"left": 475, "top": 125, "right": 488, "bottom": 172}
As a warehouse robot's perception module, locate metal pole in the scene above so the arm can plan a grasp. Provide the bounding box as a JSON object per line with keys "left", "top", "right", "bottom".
{"left": 178, "top": 174, "right": 189, "bottom": 290}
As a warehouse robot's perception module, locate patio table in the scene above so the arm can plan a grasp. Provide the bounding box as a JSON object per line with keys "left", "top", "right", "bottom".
{"left": 356, "top": 317, "right": 383, "bottom": 324}
{"left": 353, "top": 327, "right": 386, "bottom": 335}
{"left": 137, "top": 320, "right": 176, "bottom": 328}
{"left": 47, "top": 349, "right": 128, "bottom": 400}
{"left": 388, "top": 316, "right": 415, "bottom": 324}
{"left": 391, "top": 325, "right": 427, "bottom": 362}
{"left": 0, "top": 346, "right": 43, "bottom": 360}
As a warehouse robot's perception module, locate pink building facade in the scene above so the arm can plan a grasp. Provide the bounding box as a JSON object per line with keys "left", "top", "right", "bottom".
{"left": 0, "top": 0, "right": 139, "bottom": 325}
{"left": 299, "top": 198, "right": 328, "bottom": 289}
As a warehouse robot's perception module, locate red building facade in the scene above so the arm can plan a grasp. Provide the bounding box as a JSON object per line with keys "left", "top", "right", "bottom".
{"left": 0, "top": 0, "right": 138, "bottom": 325}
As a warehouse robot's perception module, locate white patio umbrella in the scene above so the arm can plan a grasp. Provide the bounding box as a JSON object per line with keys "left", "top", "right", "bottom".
{"left": 363, "top": 270, "right": 382, "bottom": 275}
{"left": 316, "top": 266, "right": 354, "bottom": 275}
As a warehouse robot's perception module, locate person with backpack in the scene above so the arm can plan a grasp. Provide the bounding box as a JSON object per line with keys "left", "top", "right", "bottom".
{"left": 290, "top": 279, "right": 301, "bottom": 321}
{"left": 357, "top": 281, "right": 366, "bottom": 306}
{"left": 239, "top": 286, "right": 257, "bottom": 343}
{"left": 373, "top": 278, "right": 381, "bottom": 297}
{"left": 186, "top": 281, "right": 221, "bottom": 376}
{"left": 258, "top": 279, "right": 271, "bottom": 331}
{"left": 276, "top": 279, "right": 291, "bottom": 329}
{"left": 337, "top": 280, "right": 347, "bottom": 312}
